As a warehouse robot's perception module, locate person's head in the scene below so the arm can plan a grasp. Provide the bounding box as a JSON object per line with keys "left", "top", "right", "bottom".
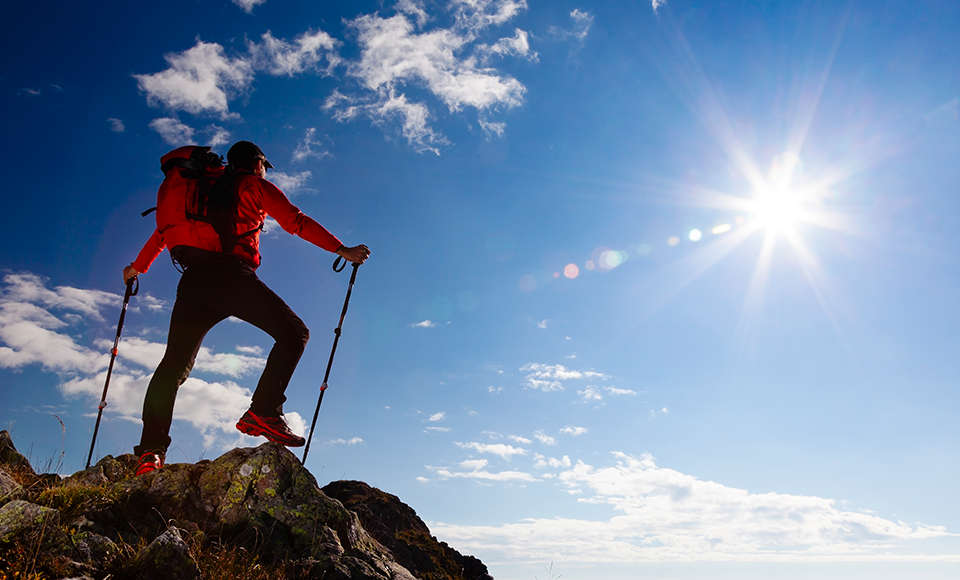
{"left": 227, "top": 141, "right": 274, "bottom": 177}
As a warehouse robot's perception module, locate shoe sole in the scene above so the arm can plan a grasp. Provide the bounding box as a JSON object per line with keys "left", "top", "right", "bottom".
{"left": 236, "top": 418, "right": 305, "bottom": 447}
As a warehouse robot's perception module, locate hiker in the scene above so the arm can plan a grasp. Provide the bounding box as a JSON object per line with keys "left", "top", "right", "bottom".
{"left": 124, "top": 141, "right": 370, "bottom": 476}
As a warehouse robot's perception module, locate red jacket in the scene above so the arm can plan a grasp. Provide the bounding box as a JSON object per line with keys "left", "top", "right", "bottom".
{"left": 132, "top": 172, "right": 342, "bottom": 272}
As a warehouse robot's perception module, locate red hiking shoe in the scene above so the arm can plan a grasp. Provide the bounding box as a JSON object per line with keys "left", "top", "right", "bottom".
{"left": 236, "top": 410, "right": 306, "bottom": 447}
{"left": 136, "top": 452, "right": 163, "bottom": 476}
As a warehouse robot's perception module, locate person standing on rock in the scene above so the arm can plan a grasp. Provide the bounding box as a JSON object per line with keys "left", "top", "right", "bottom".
{"left": 124, "top": 140, "right": 370, "bottom": 476}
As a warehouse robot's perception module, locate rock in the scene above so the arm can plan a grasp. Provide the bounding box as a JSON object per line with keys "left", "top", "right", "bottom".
{"left": 0, "top": 499, "right": 72, "bottom": 556}
{"left": 0, "top": 467, "right": 26, "bottom": 506}
{"left": 0, "top": 431, "right": 34, "bottom": 475}
{"left": 134, "top": 526, "right": 200, "bottom": 580}
{"left": 71, "top": 531, "right": 120, "bottom": 568}
{"left": 322, "top": 480, "right": 494, "bottom": 580}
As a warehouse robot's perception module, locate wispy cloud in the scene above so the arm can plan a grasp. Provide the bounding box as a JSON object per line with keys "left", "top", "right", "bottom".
{"left": 248, "top": 30, "right": 341, "bottom": 76}
{"left": 410, "top": 320, "right": 438, "bottom": 328}
{"left": 534, "top": 454, "right": 571, "bottom": 469}
{"left": 107, "top": 118, "right": 125, "bottom": 133}
{"left": 560, "top": 426, "right": 588, "bottom": 436}
{"left": 232, "top": 0, "right": 266, "bottom": 13}
{"left": 605, "top": 386, "right": 637, "bottom": 396}
{"left": 428, "top": 458, "right": 538, "bottom": 482}
{"left": 429, "top": 411, "right": 447, "bottom": 422}
{"left": 328, "top": 437, "right": 364, "bottom": 445}
{"left": 652, "top": 0, "right": 667, "bottom": 15}
{"left": 456, "top": 441, "right": 528, "bottom": 459}
{"left": 431, "top": 452, "right": 955, "bottom": 563}
{"left": 425, "top": 426, "right": 452, "bottom": 433}
{"left": 267, "top": 171, "right": 313, "bottom": 196}
{"left": 533, "top": 430, "right": 556, "bottom": 445}
{"left": 520, "top": 363, "right": 609, "bottom": 392}
{"left": 578, "top": 386, "right": 602, "bottom": 401}
{"left": 550, "top": 9, "right": 594, "bottom": 44}
{"left": 292, "top": 128, "right": 330, "bottom": 162}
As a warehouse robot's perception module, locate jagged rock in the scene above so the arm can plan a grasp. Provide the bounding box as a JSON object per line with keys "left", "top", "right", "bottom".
{"left": 0, "top": 499, "right": 71, "bottom": 555}
{"left": 0, "top": 467, "right": 26, "bottom": 506}
{"left": 0, "top": 434, "right": 491, "bottom": 580}
{"left": 323, "top": 480, "right": 494, "bottom": 580}
{"left": 63, "top": 455, "right": 134, "bottom": 488}
{"left": 134, "top": 526, "right": 200, "bottom": 580}
{"left": 71, "top": 531, "right": 120, "bottom": 568}
{"left": 0, "top": 431, "right": 34, "bottom": 475}
{"left": 85, "top": 443, "right": 417, "bottom": 579}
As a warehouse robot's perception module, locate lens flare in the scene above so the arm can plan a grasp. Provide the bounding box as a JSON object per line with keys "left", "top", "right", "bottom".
{"left": 564, "top": 264, "right": 579, "bottom": 278}
{"left": 668, "top": 236, "right": 680, "bottom": 246}
{"left": 712, "top": 224, "right": 732, "bottom": 235}
{"left": 689, "top": 229, "right": 702, "bottom": 241}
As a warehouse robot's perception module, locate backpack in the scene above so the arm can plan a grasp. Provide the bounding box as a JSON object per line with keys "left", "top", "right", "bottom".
{"left": 143, "top": 146, "right": 261, "bottom": 270}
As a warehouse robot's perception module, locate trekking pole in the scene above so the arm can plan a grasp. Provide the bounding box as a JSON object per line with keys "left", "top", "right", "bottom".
{"left": 303, "top": 258, "right": 361, "bottom": 463}
{"left": 85, "top": 277, "right": 139, "bottom": 469}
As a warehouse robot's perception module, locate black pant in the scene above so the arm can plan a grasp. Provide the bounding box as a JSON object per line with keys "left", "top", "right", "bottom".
{"left": 134, "top": 257, "right": 309, "bottom": 456}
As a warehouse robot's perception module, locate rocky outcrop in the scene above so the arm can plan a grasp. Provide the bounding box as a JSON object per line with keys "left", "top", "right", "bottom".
{"left": 0, "top": 431, "right": 492, "bottom": 580}
{"left": 323, "top": 480, "right": 493, "bottom": 580}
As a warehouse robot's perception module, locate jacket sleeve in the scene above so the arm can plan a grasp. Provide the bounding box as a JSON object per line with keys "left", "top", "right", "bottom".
{"left": 258, "top": 180, "right": 343, "bottom": 253}
{"left": 131, "top": 229, "right": 166, "bottom": 273}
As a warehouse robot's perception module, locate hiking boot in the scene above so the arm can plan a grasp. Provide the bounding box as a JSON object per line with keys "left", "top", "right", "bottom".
{"left": 136, "top": 452, "right": 163, "bottom": 476}
{"left": 236, "top": 409, "right": 306, "bottom": 447}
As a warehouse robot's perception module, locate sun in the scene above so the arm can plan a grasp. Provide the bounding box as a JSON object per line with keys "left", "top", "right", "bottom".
{"left": 754, "top": 188, "right": 803, "bottom": 232}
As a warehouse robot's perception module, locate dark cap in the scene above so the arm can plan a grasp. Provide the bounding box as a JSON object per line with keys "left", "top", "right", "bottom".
{"left": 227, "top": 141, "right": 274, "bottom": 170}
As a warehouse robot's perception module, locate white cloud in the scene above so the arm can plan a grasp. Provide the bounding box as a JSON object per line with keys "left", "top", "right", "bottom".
{"left": 431, "top": 452, "right": 955, "bottom": 563}
{"left": 425, "top": 426, "right": 452, "bottom": 433}
{"left": 577, "top": 386, "right": 603, "bottom": 401}
{"left": 235, "top": 345, "right": 264, "bottom": 356}
{"left": 456, "top": 441, "right": 527, "bottom": 459}
{"left": 325, "top": 4, "right": 528, "bottom": 153}
{"left": 135, "top": 41, "right": 254, "bottom": 120}
{"left": 578, "top": 386, "right": 602, "bottom": 401}
{"left": 477, "top": 28, "right": 538, "bottom": 63}
{"left": 232, "top": 0, "right": 266, "bottom": 13}
{"left": 478, "top": 118, "right": 506, "bottom": 138}
{"left": 248, "top": 30, "right": 341, "bottom": 76}
{"left": 149, "top": 117, "right": 196, "bottom": 146}
{"left": 560, "top": 426, "right": 588, "bottom": 436}
{"left": 397, "top": 0, "right": 430, "bottom": 27}
{"left": 652, "top": 0, "right": 667, "bottom": 14}
{"left": 534, "top": 454, "right": 571, "bottom": 469}
{"left": 207, "top": 125, "right": 230, "bottom": 147}
{"left": 451, "top": 0, "right": 528, "bottom": 31}
{"left": 536, "top": 319, "right": 548, "bottom": 329}
{"left": 509, "top": 435, "right": 532, "bottom": 444}
{"left": 520, "top": 362, "right": 609, "bottom": 392}
{"left": 410, "top": 320, "right": 438, "bottom": 328}
{"left": 107, "top": 118, "right": 125, "bottom": 133}
{"left": 569, "top": 9, "right": 594, "bottom": 40}
{"left": 428, "top": 459, "right": 538, "bottom": 482}
{"left": 533, "top": 430, "right": 556, "bottom": 445}
{"left": 551, "top": 9, "right": 593, "bottom": 44}
{"left": 328, "top": 437, "right": 364, "bottom": 445}
{"left": 136, "top": 294, "right": 167, "bottom": 313}
{"left": 605, "top": 386, "right": 637, "bottom": 396}
{"left": 267, "top": 171, "right": 313, "bottom": 196}
{"left": 292, "top": 128, "right": 330, "bottom": 162}
{"left": 429, "top": 411, "right": 447, "bottom": 422}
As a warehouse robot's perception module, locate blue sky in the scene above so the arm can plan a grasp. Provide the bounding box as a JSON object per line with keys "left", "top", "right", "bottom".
{"left": 2, "top": 0, "right": 960, "bottom": 578}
